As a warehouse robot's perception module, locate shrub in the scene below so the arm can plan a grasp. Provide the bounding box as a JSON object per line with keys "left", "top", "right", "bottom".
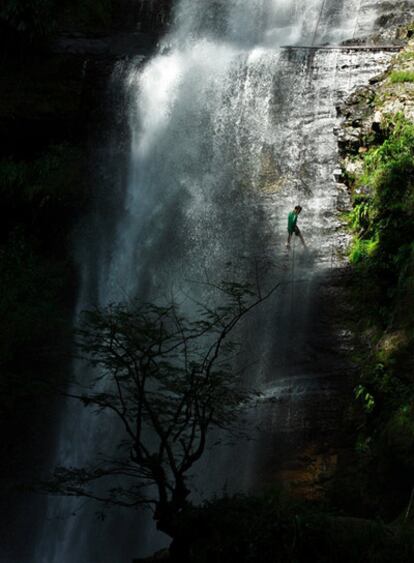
{"left": 349, "top": 237, "right": 378, "bottom": 265}
{"left": 346, "top": 113, "right": 414, "bottom": 517}
{"left": 0, "top": 144, "right": 86, "bottom": 212}
{"left": 349, "top": 115, "right": 414, "bottom": 278}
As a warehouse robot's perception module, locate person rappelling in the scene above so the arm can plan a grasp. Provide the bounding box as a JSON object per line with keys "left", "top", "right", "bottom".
{"left": 287, "top": 205, "right": 307, "bottom": 249}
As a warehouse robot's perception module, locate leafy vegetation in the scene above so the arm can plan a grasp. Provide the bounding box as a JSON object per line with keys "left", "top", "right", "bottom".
{"left": 0, "top": 0, "right": 114, "bottom": 43}
{"left": 0, "top": 144, "right": 85, "bottom": 199}
{"left": 345, "top": 113, "right": 414, "bottom": 517}
{"left": 0, "top": 230, "right": 69, "bottom": 365}
{"left": 0, "top": 227, "right": 74, "bottom": 482}
{"left": 0, "top": 144, "right": 87, "bottom": 240}
{"left": 169, "top": 493, "right": 414, "bottom": 563}
{"left": 0, "top": 143, "right": 87, "bottom": 361}
{"left": 0, "top": 0, "right": 58, "bottom": 40}
{"left": 348, "top": 114, "right": 414, "bottom": 306}
{"left": 395, "top": 50, "right": 414, "bottom": 63}
{"left": 390, "top": 70, "right": 414, "bottom": 84}
{"left": 0, "top": 143, "right": 87, "bottom": 486}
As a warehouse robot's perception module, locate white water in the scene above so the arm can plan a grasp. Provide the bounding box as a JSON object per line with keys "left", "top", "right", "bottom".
{"left": 35, "top": 1, "right": 400, "bottom": 561}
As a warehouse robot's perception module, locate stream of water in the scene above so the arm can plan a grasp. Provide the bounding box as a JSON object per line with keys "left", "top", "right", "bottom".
{"left": 35, "top": 1, "right": 401, "bottom": 561}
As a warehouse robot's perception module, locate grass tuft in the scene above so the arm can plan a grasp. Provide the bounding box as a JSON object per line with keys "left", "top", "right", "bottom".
{"left": 389, "top": 70, "right": 414, "bottom": 83}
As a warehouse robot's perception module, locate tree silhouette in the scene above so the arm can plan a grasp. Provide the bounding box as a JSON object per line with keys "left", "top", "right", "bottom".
{"left": 43, "top": 279, "right": 279, "bottom": 537}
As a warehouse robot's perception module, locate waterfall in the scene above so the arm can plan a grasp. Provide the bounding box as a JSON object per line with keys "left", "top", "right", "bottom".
{"left": 35, "top": 1, "right": 399, "bottom": 562}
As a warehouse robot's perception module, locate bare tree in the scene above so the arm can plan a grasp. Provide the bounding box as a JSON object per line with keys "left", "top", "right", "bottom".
{"left": 43, "top": 279, "right": 279, "bottom": 537}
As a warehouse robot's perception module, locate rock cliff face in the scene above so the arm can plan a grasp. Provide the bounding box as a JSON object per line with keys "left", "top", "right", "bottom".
{"left": 0, "top": 4, "right": 170, "bottom": 561}
{"left": 256, "top": 24, "right": 414, "bottom": 502}
{"left": 135, "top": 0, "right": 172, "bottom": 32}
{"left": 338, "top": 36, "right": 414, "bottom": 161}
{"left": 245, "top": 44, "right": 398, "bottom": 501}
{"left": 341, "top": 1, "right": 414, "bottom": 44}
{"left": 0, "top": 2, "right": 176, "bottom": 154}
{"left": 3, "top": 4, "right": 414, "bottom": 560}
{"left": 333, "top": 30, "right": 414, "bottom": 517}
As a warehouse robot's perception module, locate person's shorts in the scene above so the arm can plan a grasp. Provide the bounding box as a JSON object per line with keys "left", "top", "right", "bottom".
{"left": 288, "top": 226, "right": 300, "bottom": 236}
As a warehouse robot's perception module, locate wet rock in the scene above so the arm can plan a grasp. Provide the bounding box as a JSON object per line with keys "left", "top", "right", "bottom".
{"left": 133, "top": 549, "right": 171, "bottom": 563}
{"left": 336, "top": 86, "right": 376, "bottom": 120}
{"left": 337, "top": 37, "right": 414, "bottom": 172}
{"left": 51, "top": 32, "right": 157, "bottom": 57}
{"left": 114, "top": 0, "right": 172, "bottom": 34}
{"left": 276, "top": 446, "right": 340, "bottom": 500}
{"left": 51, "top": 36, "right": 110, "bottom": 55}
{"left": 0, "top": 54, "right": 87, "bottom": 156}
{"left": 337, "top": 130, "right": 363, "bottom": 155}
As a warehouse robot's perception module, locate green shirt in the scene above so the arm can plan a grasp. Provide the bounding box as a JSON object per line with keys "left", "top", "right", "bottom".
{"left": 288, "top": 211, "right": 298, "bottom": 234}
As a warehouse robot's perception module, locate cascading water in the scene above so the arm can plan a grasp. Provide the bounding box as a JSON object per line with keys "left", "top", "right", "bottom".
{"left": 35, "top": 1, "right": 406, "bottom": 561}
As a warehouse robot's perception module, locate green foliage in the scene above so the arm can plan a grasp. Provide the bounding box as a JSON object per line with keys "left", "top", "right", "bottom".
{"left": 0, "top": 0, "right": 58, "bottom": 39}
{"left": 0, "top": 144, "right": 83, "bottom": 369}
{"left": 0, "top": 227, "right": 73, "bottom": 476}
{"left": 349, "top": 115, "right": 414, "bottom": 283}
{"left": 0, "top": 231, "right": 64, "bottom": 362}
{"left": 0, "top": 144, "right": 86, "bottom": 231}
{"left": 354, "top": 385, "right": 375, "bottom": 413}
{"left": 179, "top": 492, "right": 303, "bottom": 563}
{"left": 0, "top": 144, "right": 81, "bottom": 197}
{"left": 349, "top": 201, "right": 370, "bottom": 231}
{"left": 385, "top": 405, "right": 414, "bottom": 462}
{"left": 175, "top": 493, "right": 414, "bottom": 563}
{"left": 0, "top": 228, "right": 72, "bottom": 395}
{"left": 396, "top": 50, "right": 414, "bottom": 63}
{"left": 0, "top": 0, "right": 114, "bottom": 41}
{"left": 390, "top": 70, "right": 414, "bottom": 84}
{"left": 355, "top": 435, "right": 372, "bottom": 455}
{"left": 349, "top": 237, "right": 378, "bottom": 265}
{"left": 0, "top": 143, "right": 83, "bottom": 480}
{"left": 346, "top": 112, "right": 414, "bottom": 517}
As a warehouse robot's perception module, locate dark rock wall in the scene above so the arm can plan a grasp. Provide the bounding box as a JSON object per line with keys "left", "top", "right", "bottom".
{"left": 0, "top": 3, "right": 172, "bottom": 561}
{"left": 123, "top": 0, "right": 172, "bottom": 32}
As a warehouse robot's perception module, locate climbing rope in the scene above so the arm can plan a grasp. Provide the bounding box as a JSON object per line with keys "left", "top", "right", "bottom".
{"left": 352, "top": 0, "right": 364, "bottom": 41}
{"left": 347, "top": 0, "right": 363, "bottom": 91}
{"left": 312, "top": 0, "right": 363, "bottom": 47}
{"left": 287, "top": 234, "right": 297, "bottom": 379}
{"left": 311, "top": 0, "right": 328, "bottom": 47}
{"left": 290, "top": 234, "right": 296, "bottom": 313}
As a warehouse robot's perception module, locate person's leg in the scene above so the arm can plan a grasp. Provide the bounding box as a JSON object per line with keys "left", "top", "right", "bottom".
{"left": 296, "top": 227, "right": 306, "bottom": 248}
{"left": 287, "top": 232, "right": 292, "bottom": 247}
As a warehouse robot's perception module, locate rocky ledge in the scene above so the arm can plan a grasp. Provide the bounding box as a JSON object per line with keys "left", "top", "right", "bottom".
{"left": 337, "top": 32, "right": 414, "bottom": 167}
